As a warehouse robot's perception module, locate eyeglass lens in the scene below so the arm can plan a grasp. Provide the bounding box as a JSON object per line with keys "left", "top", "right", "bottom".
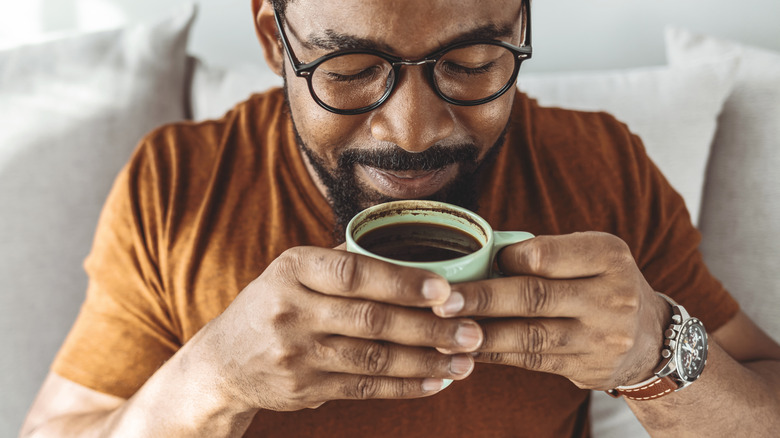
{"left": 310, "top": 43, "right": 518, "bottom": 111}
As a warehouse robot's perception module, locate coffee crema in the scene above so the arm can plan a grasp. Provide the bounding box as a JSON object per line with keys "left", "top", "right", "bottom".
{"left": 356, "top": 222, "right": 482, "bottom": 262}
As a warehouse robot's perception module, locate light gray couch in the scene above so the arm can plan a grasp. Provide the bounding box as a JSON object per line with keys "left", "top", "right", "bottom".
{"left": 1, "top": 7, "right": 778, "bottom": 436}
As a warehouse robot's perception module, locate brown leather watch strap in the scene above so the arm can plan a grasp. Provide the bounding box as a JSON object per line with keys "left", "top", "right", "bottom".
{"left": 609, "top": 375, "right": 679, "bottom": 401}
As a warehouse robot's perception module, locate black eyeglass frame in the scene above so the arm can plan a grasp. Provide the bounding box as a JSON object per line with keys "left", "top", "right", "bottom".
{"left": 273, "top": 0, "right": 533, "bottom": 115}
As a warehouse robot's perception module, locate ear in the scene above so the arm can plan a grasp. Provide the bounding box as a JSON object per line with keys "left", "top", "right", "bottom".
{"left": 253, "top": 0, "right": 284, "bottom": 76}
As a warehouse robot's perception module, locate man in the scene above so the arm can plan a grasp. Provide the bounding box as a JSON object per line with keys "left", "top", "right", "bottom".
{"left": 20, "top": 0, "right": 780, "bottom": 436}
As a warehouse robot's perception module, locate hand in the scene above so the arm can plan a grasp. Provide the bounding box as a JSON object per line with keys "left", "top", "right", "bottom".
{"left": 432, "top": 232, "right": 670, "bottom": 390}
{"left": 199, "top": 246, "right": 483, "bottom": 412}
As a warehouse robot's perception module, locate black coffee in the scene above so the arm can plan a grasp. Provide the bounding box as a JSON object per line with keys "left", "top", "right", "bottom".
{"left": 356, "top": 222, "right": 482, "bottom": 262}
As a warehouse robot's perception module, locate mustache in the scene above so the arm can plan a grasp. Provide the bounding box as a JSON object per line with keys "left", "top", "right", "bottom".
{"left": 338, "top": 144, "right": 480, "bottom": 172}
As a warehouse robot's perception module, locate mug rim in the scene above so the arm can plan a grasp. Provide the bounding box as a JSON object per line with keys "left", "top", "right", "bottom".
{"left": 346, "top": 200, "right": 494, "bottom": 266}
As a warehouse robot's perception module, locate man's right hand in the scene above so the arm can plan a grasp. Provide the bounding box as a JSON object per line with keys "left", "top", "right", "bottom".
{"left": 201, "top": 246, "right": 483, "bottom": 412}
{"left": 20, "top": 246, "right": 482, "bottom": 437}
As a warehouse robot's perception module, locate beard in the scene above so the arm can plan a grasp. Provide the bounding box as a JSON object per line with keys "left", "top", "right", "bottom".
{"left": 283, "top": 84, "right": 509, "bottom": 240}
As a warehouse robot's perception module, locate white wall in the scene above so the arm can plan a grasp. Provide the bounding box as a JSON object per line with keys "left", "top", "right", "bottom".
{"left": 2, "top": 0, "right": 779, "bottom": 72}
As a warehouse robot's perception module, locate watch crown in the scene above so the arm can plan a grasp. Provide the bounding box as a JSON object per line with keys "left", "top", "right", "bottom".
{"left": 661, "top": 348, "right": 673, "bottom": 359}
{"left": 664, "top": 328, "right": 676, "bottom": 339}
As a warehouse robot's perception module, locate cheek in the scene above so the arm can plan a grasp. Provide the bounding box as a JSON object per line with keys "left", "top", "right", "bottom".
{"left": 285, "top": 74, "right": 368, "bottom": 164}
{"left": 455, "top": 91, "right": 515, "bottom": 152}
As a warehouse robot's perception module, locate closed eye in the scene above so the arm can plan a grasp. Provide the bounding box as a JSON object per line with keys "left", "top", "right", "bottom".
{"left": 321, "top": 66, "right": 383, "bottom": 83}
{"left": 440, "top": 61, "right": 495, "bottom": 76}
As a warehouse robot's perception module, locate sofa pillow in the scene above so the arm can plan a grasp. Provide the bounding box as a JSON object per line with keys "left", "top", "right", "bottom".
{"left": 666, "top": 27, "right": 780, "bottom": 340}
{"left": 518, "top": 60, "right": 737, "bottom": 225}
{"left": 191, "top": 56, "right": 283, "bottom": 121}
{"left": 0, "top": 5, "right": 195, "bottom": 432}
{"left": 517, "top": 60, "right": 738, "bottom": 438}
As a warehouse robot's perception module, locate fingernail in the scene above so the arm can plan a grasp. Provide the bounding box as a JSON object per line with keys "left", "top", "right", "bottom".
{"left": 422, "top": 378, "right": 446, "bottom": 392}
{"left": 450, "top": 355, "right": 473, "bottom": 375}
{"left": 436, "top": 291, "right": 464, "bottom": 316}
{"left": 455, "top": 323, "right": 482, "bottom": 348}
{"left": 422, "top": 278, "right": 450, "bottom": 303}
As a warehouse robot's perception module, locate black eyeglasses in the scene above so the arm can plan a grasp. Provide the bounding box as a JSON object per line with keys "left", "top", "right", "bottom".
{"left": 273, "top": 0, "right": 532, "bottom": 115}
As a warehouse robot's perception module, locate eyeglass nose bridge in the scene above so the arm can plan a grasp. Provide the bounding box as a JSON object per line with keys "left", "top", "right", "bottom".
{"left": 391, "top": 59, "right": 437, "bottom": 67}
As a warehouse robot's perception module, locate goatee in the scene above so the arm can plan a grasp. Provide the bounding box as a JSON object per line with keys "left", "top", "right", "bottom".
{"left": 284, "top": 86, "right": 508, "bottom": 241}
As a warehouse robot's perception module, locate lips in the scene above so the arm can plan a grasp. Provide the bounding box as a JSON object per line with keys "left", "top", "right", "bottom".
{"left": 357, "top": 163, "right": 459, "bottom": 199}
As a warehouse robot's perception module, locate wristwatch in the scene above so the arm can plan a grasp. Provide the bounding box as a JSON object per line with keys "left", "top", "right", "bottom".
{"left": 607, "top": 293, "right": 708, "bottom": 401}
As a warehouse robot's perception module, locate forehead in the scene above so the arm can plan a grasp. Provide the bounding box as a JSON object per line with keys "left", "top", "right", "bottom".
{"left": 285, "top": 0, "right": 524, "bottom": 55}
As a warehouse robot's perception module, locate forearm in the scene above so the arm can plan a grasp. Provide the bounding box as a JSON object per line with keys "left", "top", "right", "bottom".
{"left": 25, "top": 327, "right": 258, "bottom": 438}
{"left": 628, "top": 341, "right": 780, "bottom": 437}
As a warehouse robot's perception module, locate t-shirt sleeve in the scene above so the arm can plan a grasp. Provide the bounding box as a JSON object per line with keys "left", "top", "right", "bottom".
{"left": 621, "top": 130, "right": 739, "bottom": 332}
{"left": 52, "top": 138, "right": 180, "bottom": 399}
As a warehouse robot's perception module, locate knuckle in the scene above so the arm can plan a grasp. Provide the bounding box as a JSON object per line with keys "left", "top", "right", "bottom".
{"left": 330, "top": 252, "right": 361, "bottom": 293}
{"left": 486, "top": 352, "right": 506, "bottom": 364}
{"left": 473, "top": 283, "right": 494, "bottom": 314}
{"left": 351, "top": 376, "right": 381, "bottom": 399}
{"left": 519, "top": 320, "right": 548, "bottom": 353}
{"left": 523, "top": 277, "right": 550, "bottom": 315}
{"left": 521, "top": 239, "right": 547, "bottom": 273}
{"left": 604, "top": 235, "right": 634, "bottom": 269}
{"left": 267, "top": 344, "right": 299, "bottom": 371}
{"left": 355, "top": 301, "right": 390, "bottom": 337}
{"left": 610, "top": 333, "right": 635, "bottom": 353}
{"left": 604, "top": 288, "right": 641, "bottom": 313}
{"left": 266, "top": 296, "right": 299, "bottom": 329}
{"left": 273, "top": 248, "right": 304, "bottom": 285}
{"left": 360, "top": 342, "right": 391, "bottom": 374}
{"left": 518, "top": 353, "right": 544, "bottom": 370}
{"left": 388, "top": 379, "right": 412, "bottom": 398}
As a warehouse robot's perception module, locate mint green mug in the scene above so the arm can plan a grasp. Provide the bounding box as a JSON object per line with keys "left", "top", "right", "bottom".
{"left": 346, "top": 200, "right": 534, "bottom": 282}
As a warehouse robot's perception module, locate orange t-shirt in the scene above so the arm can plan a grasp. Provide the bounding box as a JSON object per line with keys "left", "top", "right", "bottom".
{"left": 53, "top": 88, "right": 738, "bottom": 437}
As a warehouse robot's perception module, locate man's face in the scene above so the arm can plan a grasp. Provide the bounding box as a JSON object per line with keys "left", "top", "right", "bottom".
{"left": 279, "top": 0, "right": 525, "bottom": 229}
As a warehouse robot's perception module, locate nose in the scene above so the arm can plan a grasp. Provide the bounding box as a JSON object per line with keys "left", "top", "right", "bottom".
{"left": 369, "top": 66, "right": 455, "bottom": 153}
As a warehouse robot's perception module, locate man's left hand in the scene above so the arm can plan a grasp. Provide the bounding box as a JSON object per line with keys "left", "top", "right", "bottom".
{"left": 433, "top": 231, "right": 671, "bottom": 390}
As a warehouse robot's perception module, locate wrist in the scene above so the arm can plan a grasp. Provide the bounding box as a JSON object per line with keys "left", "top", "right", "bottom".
{"left": 608, "top": 293, "right": 709, "bottom": 401}
{"left": 158, "top": 324, "right": 259, "bottom": 433}
{"left": 627, "top": 292, "right": 674, "bottom": 386}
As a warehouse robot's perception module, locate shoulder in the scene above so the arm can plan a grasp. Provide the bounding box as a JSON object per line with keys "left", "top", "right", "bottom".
{"left": 125, "top": 88, "right": 287, "bottom": 194}
{"left": 514, "top": 91, "right": 642, "bottom": 167}
{"left": 134, "top": 88, "right": 286, "bottom": 169}
{"left": 503, "top": 91, "right": 652, "bottom": 201}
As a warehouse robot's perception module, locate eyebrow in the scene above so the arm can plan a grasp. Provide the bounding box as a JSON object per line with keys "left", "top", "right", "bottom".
{"left": 302, "top": 22, "right": 517, "bottom": 56}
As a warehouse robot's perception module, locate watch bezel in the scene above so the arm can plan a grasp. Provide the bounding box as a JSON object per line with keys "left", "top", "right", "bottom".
{"left": 674, "top": 317, "right": 708, "bottom": 383}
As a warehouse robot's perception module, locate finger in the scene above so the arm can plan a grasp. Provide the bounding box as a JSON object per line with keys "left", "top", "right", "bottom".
{"left": 497, "top": 232, "right": 633, "bottom": 278}
{"left": 433, "top": 276, "right": 595, "bottom": 318}
{"left": 279, "top": 246, "right": 451, "bottom": 307}
{"left": 327, "top": 374, "right": 455, "bottom": 401}
{"left": 319, "top": 336, "right": 475, "bottom": 380}
{"left": 316, "top": 295, "right": 484, "bottom": 352}
{"left": 477, "top": 318, "right": 583, "bottom": 355}
{"left": 471, "top": 351, "right": 576, "bottom": 377}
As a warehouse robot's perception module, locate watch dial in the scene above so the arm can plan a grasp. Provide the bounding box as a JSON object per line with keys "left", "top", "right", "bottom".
{"left": 676, "top": 319, "right": 707, "bottom": 381}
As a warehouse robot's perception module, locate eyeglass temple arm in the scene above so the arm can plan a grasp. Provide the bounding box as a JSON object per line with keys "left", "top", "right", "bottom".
{"left": 523, "top": 0, "right": 532, "bottom": 48}
{"left": 273, "top": 8, "right": 305, "bottom": 73}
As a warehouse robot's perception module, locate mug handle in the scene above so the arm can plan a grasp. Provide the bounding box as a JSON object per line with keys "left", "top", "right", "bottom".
{"left": 490, "top": 231, "right": 535, "bottom": 277}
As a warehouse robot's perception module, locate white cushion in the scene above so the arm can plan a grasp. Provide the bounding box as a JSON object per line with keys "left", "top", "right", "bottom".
{"left": 517, "top": 61, "right": 737, "bottom": 226}
{"left": 191, "top": 57, "right": 282, "bottom": 120}
{"left": 667, "top": 27, "right": 780, "bottom": 341}
{"left": 591, "top": 29, "right": 780, "bottom": 438}
{"left": 0, "top": 5, "right": 195, "bottom": 432}
{"left": 519, "top": 61, "right": 737, "bottom": 438}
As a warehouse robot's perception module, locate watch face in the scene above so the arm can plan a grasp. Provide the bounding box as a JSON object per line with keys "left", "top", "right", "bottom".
{"left": 676, "top": 318, "right": 708, "bottom": 382}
